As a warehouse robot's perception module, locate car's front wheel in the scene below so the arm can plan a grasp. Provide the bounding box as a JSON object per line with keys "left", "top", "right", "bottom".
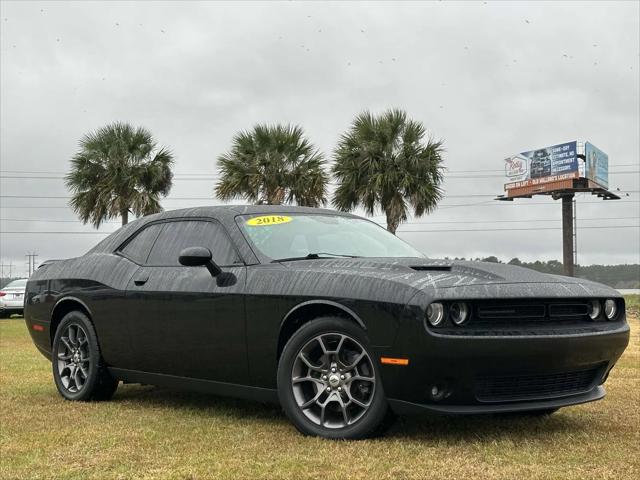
{"left": 52, "top": 310, "right": 118, "bottom": 401}
{"left": 277, "top": 317, "right": 388, "bottom": 439}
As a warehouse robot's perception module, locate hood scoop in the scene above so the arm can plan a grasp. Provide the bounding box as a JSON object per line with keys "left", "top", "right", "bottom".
{"left": 409, "top": 265, "right": 452, "bottom": 272}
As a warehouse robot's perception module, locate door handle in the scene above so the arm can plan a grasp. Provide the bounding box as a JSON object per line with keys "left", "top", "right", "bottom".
{"left": 133, "top": 275, "right": 149, "bottom": 286}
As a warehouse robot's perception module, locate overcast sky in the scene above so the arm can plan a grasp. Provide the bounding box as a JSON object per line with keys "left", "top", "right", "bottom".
{"left": 1, "top": 0, "right": 639, "bottom": 277}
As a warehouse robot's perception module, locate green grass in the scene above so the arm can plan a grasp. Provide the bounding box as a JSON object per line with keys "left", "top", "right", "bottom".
{"left": 1, "top": 312, "right": 638, "bottom": 480}
{"left": 624, "top": 294, "right": 639, "bottom": 317}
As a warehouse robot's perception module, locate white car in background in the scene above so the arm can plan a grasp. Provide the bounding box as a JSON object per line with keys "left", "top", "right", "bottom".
{"left": 0, "top": 279, "right": 28, "bottom": 318}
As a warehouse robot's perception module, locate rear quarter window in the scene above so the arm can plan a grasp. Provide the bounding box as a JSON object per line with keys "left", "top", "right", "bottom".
{"left": 118, "top": 223, "right": 163, "bottom": 264}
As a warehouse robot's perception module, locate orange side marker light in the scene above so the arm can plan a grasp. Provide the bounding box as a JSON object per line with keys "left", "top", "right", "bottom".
{"left": 380, "top": 357, "right": 409, "bottom": 366}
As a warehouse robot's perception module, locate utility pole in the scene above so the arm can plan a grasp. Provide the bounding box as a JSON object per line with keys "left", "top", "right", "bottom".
{"left": 0, "top": 261, "right": 14, "bottom": 278}
{"left": 573, "top": 198, "right": 578, "bottom": 268}
{"left": 25, "top": 252, "right": 38, "bottom": 277}
{"left": 561, "top": 194, "right": 575, "bottom": 277}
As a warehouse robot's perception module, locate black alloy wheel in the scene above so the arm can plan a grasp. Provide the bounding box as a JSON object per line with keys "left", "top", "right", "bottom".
{"left": 52, "top": 310, "right": 118, "bottom": 401}
{"left": 278, "top": 317, "right": 389, "bottom": 439}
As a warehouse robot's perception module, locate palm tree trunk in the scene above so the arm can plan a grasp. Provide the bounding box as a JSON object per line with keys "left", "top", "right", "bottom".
{"left": 121, "top": 208, "right": 129, "bottom": 226}
{"left": 386, "top": 212, "right": 400, "bottom": 235}
{"left": 265, "top": 187, "right": 285, "bottom": 205}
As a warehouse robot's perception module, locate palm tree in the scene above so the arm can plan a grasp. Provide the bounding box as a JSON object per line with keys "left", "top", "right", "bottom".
{"left": 215, "top": 124, "right": 328, "bottom": 207}
{"left": 332, "top": 109, "right": 444, "bottom": 234}
{"left": 66, "top": 122, "right": 174, "bottom": 227}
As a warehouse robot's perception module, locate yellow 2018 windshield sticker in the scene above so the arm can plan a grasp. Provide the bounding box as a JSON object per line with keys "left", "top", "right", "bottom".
{"left": 246, "top": 215, "right": 292, "bottom": 227}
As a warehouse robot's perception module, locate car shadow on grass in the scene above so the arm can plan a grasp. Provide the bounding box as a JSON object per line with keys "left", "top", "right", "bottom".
{"left": 111, "top": 384, "right": 590, "bottom": 442}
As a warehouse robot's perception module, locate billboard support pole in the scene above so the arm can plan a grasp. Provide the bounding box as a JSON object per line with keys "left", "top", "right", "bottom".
{"left": 499, "top": 141, "right": 619, "bottom": 276}
{"left": 561, "top": 194, "right": 575, "bottom": 277}
{"left": 573, "top": 198, "right": 578, "bottom": 267}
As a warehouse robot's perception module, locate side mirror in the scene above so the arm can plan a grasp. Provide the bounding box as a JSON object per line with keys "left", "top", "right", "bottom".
{"left": 178, "top": 247, "right": 222, "bottom": 277}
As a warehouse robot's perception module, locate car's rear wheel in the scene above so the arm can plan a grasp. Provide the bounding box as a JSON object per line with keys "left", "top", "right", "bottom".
{"left": 52, "top": 311, "right": 118, "bottom": 401}
{"left": 277, "top": 317, "right": 388, "bottom": 439}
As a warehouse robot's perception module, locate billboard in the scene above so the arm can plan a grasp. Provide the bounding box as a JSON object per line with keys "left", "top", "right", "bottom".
{"left": 505, "top": 141, "right": 578, "bottom": 190}
{"left": 585, "top": 142, "right": 608, "bottom": 189}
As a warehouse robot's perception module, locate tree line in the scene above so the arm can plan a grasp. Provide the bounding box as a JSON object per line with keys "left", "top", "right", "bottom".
{"left": 450, "top": 257, "right": 640, "bottom": 289}
{"left": 65, "top": 109, "right": 444, "bottom": 234}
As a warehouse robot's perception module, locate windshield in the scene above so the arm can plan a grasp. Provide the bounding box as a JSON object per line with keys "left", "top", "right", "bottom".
{"left": 239, "top": 214, "right": 424, "bottom": 261}
{"left": 3, "top": 279, "right": 27, "bottom": 289}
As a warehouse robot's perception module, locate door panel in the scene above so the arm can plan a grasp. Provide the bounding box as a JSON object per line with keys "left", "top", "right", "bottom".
{"left": 122, "top": 218, "right": 247, "bottom": 384}
{"left": 125, "top": 265, "right": 247, "bottom": 383}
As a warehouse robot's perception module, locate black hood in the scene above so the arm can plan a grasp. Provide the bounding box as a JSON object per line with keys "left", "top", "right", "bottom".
{"left": 278, "top": 257, "right": 606, "bottom": 290}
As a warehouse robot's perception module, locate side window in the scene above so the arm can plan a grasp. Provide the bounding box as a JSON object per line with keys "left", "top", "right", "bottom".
{"left": 146, "top": 220, "right": 239, "bottom": 267}
{"left": 119, "top": 223, "right": 163, "bottom": 264}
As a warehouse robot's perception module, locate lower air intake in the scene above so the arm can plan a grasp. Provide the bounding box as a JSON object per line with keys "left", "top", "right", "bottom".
{"left": 475, "top": 366, "right": 602, "bottom": 402}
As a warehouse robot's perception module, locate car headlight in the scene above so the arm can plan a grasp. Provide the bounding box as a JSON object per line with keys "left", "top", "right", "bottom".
{"left": 450, "top": 302, "right": 469, "bottom": 326}
{"left": 588, "top": 300, "right": 601, "bottom": 320}
{"left": 426, "top": 302, "right": 445, "bottom": 327}
{"left": 604, "top": 299, "right": 617, "bottom": 320}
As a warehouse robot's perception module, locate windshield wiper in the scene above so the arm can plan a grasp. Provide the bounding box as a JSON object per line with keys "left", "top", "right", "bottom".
{"left": 272, "top": 252, "right": 360, "bottom": 262}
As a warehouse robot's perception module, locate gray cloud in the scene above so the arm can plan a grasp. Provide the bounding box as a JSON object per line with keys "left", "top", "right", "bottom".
{"left": 1, "top": 1, "right": 638, "bottom": 277}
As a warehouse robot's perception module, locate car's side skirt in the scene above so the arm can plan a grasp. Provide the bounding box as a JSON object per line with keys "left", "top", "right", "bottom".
{"left": 108, "top": 368, "right": 279, "bottom": 404}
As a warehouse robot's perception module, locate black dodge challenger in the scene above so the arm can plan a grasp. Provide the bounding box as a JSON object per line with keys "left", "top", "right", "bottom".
{"left": 24, "top": 205, "right": 630, "bottom": 439}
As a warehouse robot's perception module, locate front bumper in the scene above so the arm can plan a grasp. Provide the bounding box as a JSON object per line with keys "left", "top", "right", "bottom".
{"left": 378, "top": 317, "right": 630, "bottom": 414}
{"left": 389, "top": 386, "right": 606, "bottom": 415}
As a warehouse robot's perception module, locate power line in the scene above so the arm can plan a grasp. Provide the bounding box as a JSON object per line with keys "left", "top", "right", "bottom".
{"left": 1, "top": 200, "right": 638, "bottom": 210}
{"left": 2, "top": 231, "right": 117, "bottom": 235}
{"left": 0, "top": 193, "right": 562, "bottom": 201}
{"left": 2, "top": 225, "right": 638, "bottom": 235}
{"left": 396, "top": 225, "right": 639, "bottom": 233}
{"left": 0, "top": 218, "right": 122, "bottom": 224}
{"left": 442, "top": 164, "right": 639, "bottom": 173}
{"left": 2, "top": 164, "right": 638, "bottom": 176}
{"left": 1, "top": 191, "right": 638, "bottom": 201}
{"left": 2, "top": 216, "right": 638, "bottom": 225}
{"left": 2, "top": 170, "right": 639, "bottom": 181}
{"left": 385, "top": 216, "right": 640, "bottom": 225}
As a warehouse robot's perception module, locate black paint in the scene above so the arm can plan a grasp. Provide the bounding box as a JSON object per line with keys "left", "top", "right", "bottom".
{"left": 24, "top": 205, "right": 630, "bottom": 413}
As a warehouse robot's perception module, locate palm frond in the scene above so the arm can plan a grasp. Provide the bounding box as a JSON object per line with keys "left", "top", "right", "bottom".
{"left": 332, "top": 108, "right": 445, "bottom": 233}
{"left": 66, "top": 122, "right": 174, "bottom": 226}
{"left": 214, "top": 123, "right": 328, "bottom": 206}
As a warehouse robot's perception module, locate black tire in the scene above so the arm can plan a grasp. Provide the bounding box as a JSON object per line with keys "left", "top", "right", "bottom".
{"left": 277, "top": 317, "right": 389, "bottom": 439}
{"left": 52, "top": 310, "right": 118, "bottom": 401}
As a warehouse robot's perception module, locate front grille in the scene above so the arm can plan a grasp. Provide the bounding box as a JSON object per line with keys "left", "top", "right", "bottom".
{"left": 475, "top": 367, "right": 602, "bottom": 402}
{"left": 435, "top": 298, "right": 624, "bottom": 336}
{"left": 476, "top": 299, "right": 592, "bottom": 322}
{"left": 477, "top": 304, "right": 545, "bottom": 319}
{"left": 548, "top": 303, "right": 590, "bottom": 317}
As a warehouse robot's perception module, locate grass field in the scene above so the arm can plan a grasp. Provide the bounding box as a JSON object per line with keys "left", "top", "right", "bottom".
{"left": 1, "top": 301, "right": 638, "bottom": 480}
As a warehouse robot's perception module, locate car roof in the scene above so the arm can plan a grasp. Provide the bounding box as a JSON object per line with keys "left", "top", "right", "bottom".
{"left": 88, "top": 205, "right": 358, "bottom": 254}
{"left": 162, "top": 204, "right": 347, "bottom": 216}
